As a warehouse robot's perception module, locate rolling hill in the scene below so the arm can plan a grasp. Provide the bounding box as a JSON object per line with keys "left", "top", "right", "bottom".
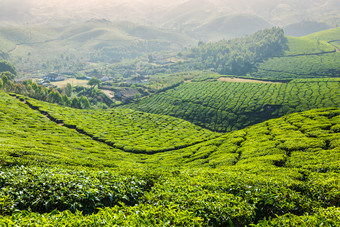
{"left": 123, "top": 78, "right": 340, "bottom": 132}
{"left": 179, "top": 27, "right": 339, "bottom": 80}
{"left": 284, "top": 21, "right": 330, "bottom": 37}
{"left": 15, "top": 93, "right": 218, "bottom": 154}
{"left": 0, "top": 90, "right": 339, "bottom": 225}
{"left": 192, "top": 14, "right": 273, "bottom": 41}
{"left": 249, "top": 27, "right": 340, "bottom": 80}
{"left": 0, "top": 20, "right": 195, "bottom": 76}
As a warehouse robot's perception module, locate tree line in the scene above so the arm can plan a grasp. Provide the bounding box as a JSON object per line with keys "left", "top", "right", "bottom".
{"left": 185, "top": 27, "right": 288, "bottom": 75}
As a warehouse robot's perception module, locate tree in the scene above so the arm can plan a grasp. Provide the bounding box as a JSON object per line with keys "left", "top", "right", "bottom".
{"left": 88, "top": 77, "right": 101, "bottom": 89}
{"left": 79, "top": 96, "right": 91, "bottom": 109}
{"left": 62, "top": 95, "right": 71, "bottom": 106}
{"left": 65, "top": 83, "right": 72, "bottom": 97}
{"left": 71, "top": 97, "right": 81, "bottom": 109}
{"left": 0, "top": 71, "right": 15, "bottom": 81}
{"left": 1, "top": 75, "right": 8, "bottom": 85}
{"left": 0, "top": 61, "right": 17, "bottom": 78}
{"left": 0, "top": 78, "right": 2, "bottom": 89}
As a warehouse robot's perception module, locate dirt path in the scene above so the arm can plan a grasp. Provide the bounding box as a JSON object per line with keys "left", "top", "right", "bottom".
{"left": 101, "top": 89, "right": 115, "bottom": 98}
{"left": 217, "top": 77, "right": 282, "bottom": 84}
{"left": 9, "top": 44, "right": 19, "bottom": 53}
{"left": 327, "top": 40, "right": 340, "bottom": 53}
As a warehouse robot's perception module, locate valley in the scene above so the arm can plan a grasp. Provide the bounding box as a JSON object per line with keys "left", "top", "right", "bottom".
{"left": 0, "top": 2, "right": 339, "bottom": 225}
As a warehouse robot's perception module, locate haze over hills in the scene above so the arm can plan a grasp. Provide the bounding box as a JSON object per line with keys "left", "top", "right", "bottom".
{"left": 1, "top": 0, "right": 339, "bottom": 40}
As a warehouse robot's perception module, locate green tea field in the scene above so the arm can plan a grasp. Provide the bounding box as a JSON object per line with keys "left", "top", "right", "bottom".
{"left": 0, "top": 90, "right": 339, "bottom": 225}
{"left": 124, "top": 78, "right": 340, "bottom": 132}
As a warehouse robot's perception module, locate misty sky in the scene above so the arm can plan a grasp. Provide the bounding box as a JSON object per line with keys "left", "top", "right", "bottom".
{"left": 0, "top": 0, "right": 339, "bottom": 26}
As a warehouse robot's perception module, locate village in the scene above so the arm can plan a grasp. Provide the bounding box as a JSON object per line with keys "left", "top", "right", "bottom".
{"left": 33, "top": 71, "right": 150, "bottom": 104}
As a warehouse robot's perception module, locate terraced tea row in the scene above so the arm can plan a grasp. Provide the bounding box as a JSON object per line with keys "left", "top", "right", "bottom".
{"left": 0, "top": 108, "right": 339, "bottom": 225}
{"left": 0, "top": 91, "right": 339, "bottom": 225}
{"left": 283, "top": 36, "right": 335, "bottom": 56}
{"left": 164, "top": 108, "right": 340, "bottom": 172}
{"left": 0, "top": 92, "right": 141, "bottom": 168}
{"left": 252, "top": 52, "right": 340, "bottom": 80}
{"left": 16, "top": 94, "right": 218, "bottom": 154}
{"left": 124, "top": 79, "right": 340, "bottom": 132}
{"left": 249, "top": 29, "right": 340, "bottom": 80}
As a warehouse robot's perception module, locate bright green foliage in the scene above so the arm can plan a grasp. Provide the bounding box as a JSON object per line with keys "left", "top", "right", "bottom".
{"left": 3, "top": 79, "right": 91, "bottom": 109}
{"left": 304, "top": 27, "right": 340, "bottom": 48}
{"left": 0, "top": 166, "right": 149, "bottom": 214}
{"left": 142, "top": 71, "right": 221, "bottom": 93}
{"left": 0, "top": 204, "right": 204, "bottom": 226}
{"left": 253, "top": 52, "right": 340, "bottom": 79}
{"left": 284, "top": 36, "right": 334, "bottom": 56}
{"left": 23, "top": 95, "right": 218, "bottom": 153}
{"left": 250, "top": 33, "right": 340, "bottom": 80}
{"left": 65, "top": 83, "right": 72, "bottom": 97}
{"left": 256, "top": 207, "right": 340, "bottom": 226}
{"left": 125, "top": 79, "right": 340, "bottom": 132}
{"left": 87, "top": 77, "right": 101, "bottom": 88}
{"left": 0, "top": 91, "right": 339, "bottom": 225}
{"left": 0, "top": 92, "right": 139, "bottom": 168}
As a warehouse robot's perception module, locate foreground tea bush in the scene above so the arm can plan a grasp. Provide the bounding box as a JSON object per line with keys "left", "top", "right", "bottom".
{"left": 0, "top": 166, "right": 151, "bottom": 214}
{"left": 0, "top": 167, "right": 339, "bottom": 226}
{"left": 0, "top": 91, "right": 339, "bottom": 225}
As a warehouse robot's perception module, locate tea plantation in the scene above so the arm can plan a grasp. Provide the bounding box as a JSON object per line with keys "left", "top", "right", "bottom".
{"left": 0, "top": 91, "right": 339, "bottom": 226}
{"left": 249, "top": 28, "right": 340, "bottom": 80}
{"left": 14, "top": 94, "right": 218, "bottom": 154}
{"left": 124, "top": 78, "right": 340, "bottom": 132}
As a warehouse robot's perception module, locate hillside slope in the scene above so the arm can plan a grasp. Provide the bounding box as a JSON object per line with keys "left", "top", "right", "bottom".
{"left": 124, "top": 78, "right": 340, "bottom": 132}
{"left": 0, "top": 20, "right": 195, "bottom": 75}
{"left": 10, "top": 93, "right": 218, "bottom": 154}
{"left": 250, "top": 27, "right": 340, "bottom": 80}
{"left": 0, "top": 92, "right": 339, "bottom": 225}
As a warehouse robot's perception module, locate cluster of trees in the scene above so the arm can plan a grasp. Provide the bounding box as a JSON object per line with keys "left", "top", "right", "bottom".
{"left": 71, "top": 78, "right": 113, "bottom": 109}
{"left": 0, "top": 61, "right": 17, "bottom": 78}
{"left": 0, "top": 75, "right": 90, "bottom": 109}
{"left": 185, "top": 27, "right": 288, "bottom": 75}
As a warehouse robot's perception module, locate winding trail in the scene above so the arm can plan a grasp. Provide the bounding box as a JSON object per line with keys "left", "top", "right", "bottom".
{"left": 328, "top": 40, "right": 340, "bottom": 53}
{"left": 217, "top": 77, "right": 282, "bottom": 84}
{"left": 8, "top": 44, "right": 19, "bottom": 53}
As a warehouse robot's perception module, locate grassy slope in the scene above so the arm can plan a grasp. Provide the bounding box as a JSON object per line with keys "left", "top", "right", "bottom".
{"left": 303, "top": 27, "right": 340, "bottom": 48}
{"left": 0, "top": 92, "right": 339, "bottom": 225}
{"left": 0, "top": 21, "right": 195, "bottom": 75}
{"left": 0, "top": 92, "right": 140, "bottom": 168}
{"left": 251, "top": 28, "right": 340, "bottom": 80}
{"left": 14, "top": 94, "right": 219, "bottom": 153}
{"left": 124, "top": 78, "right": 340, "bottom": 132}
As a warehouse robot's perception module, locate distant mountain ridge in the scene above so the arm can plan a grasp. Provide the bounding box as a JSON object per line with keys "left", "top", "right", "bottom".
{"left": 1, "top": 0, "right": 339, "bottom": 41}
